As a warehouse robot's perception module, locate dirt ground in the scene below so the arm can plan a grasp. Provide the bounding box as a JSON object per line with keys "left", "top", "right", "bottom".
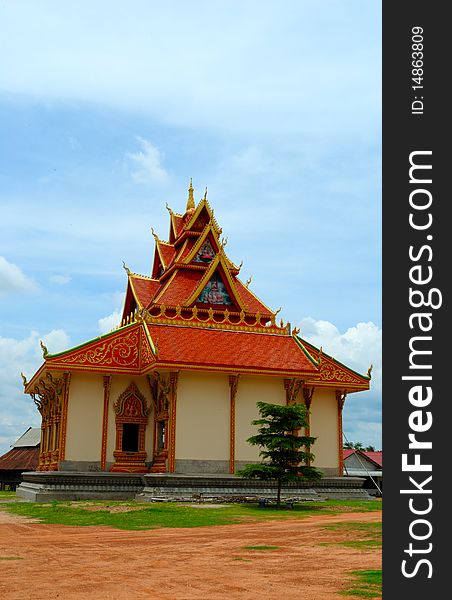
{"left": 0, "top": 508, "right": 381, "bottom": 600}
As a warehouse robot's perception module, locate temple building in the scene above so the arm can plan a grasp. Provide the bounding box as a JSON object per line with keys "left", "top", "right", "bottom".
{"left": 22, "top": 181, "right": 370, "bottom": 477}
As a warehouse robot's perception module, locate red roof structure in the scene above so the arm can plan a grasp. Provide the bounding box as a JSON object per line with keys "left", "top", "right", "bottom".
{"left": 0, "top": 428, "right": 40, "bottom": 489}
{"left": 24, "top": 181, "right": 371, "bottom": 392}
{"left": 0, "top": 447, "right": 40, "bottom": 471}
{"left": 343, "top": 449, "right": 382, "bottom": 468}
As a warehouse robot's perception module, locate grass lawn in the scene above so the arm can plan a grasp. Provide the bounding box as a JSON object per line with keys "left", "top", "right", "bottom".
{"left": 0, "top": 491, "right": 17, "bottom": 499}
{"left": 323, "top": 521, "right": 382, "bottom": 549}
{"left": 0, "top": 498, "right": 381, "bottom": 531}
{"left": 342, "top": 569, "right": 382, "bottom": 598}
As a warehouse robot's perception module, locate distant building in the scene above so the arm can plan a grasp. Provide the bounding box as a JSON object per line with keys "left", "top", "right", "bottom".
{"left": 22, "top": 182, "right": 371, "bottom": 477}
{"left": 343, "top": 449, "right": 382, "bottom": 494}
{"left": 0, "top": 427, "right": 40, "bottom": 490}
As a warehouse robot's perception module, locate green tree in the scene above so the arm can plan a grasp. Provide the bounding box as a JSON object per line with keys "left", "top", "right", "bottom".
{"left": 344, "top": 441, "right": 377, "bottom": 452}
{"left": 237, "top": 402, "right": 322, "bottom": 507}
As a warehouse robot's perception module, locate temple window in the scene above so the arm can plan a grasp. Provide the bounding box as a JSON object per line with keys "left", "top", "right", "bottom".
{"left": 122, "top": 423, "right": 139, "bottom": 452}
{"left": 111, "top": 382, "right": 150, "bottom": 472}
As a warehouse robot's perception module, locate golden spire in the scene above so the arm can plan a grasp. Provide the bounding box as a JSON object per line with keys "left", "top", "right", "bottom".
{"left": 186, "top": 178, "right": 195, "bottom": 211}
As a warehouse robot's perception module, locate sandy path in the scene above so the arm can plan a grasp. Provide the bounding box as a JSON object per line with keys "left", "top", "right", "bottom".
{"left": 0, "top": 509, "right": 381, "bottom": 600}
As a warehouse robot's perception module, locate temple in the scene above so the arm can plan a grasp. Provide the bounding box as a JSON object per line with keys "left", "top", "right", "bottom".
{"left": 22, "top": 181, "right": 370, "bottom": 478}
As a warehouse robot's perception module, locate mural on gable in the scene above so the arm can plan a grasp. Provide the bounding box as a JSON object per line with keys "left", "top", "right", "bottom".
{"left": 194, "top": 239, "right": 215, "bottom": 263}
{"left": 197, "top": 273, "right": 232, "bottom": 305}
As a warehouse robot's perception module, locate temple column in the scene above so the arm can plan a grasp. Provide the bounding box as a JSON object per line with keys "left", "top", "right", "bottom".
{"left": 168, "top": 371, "right": 179, "bottom": 473}
{"left": 228, "top": 374, "right": 239, "bottom": 474}
{"left": 59, "top": 372, "right": 71, "bottom": 464}
{"left": 284, "top": 377, "right": 303, "bottom": 406}
{"left": 100, "top": 375, "right": 111, "bottom": 471}
{"left": 302, "top": 386, "right": 315, "bottom": 466}
{"left": 336, "top": 390, "right": 347, "bottom": 476}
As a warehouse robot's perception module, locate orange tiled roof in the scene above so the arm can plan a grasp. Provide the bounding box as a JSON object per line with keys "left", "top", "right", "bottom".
{"left": 154, "top": 269, "right": 204, "bottom": 306}
{"left": 130, "top": 276, "right": 160, "bottom": 307}
{"left": 148, "top": 323, "right": 319, "bottom": 375}
{"left": 171, "top": 214, "right": 184, "bottom": 238}
{"left": 235, "top": 280, "right": 272, "bottom": 315}
{"left": 157, "top": 241, "right": 176, "bottom": 268}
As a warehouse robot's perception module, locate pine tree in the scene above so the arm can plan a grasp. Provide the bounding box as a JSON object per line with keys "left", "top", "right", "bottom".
{"left": 237, "top": 401, "right": 322, "bottom": 507}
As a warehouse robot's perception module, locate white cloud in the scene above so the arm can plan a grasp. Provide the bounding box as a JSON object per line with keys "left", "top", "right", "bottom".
{"left": 50, "top": 274, "right": 71, "bottom": 285}
{"left": 98, "top": 310, "right": 121, "bottom": 334}
{"left": 298, "top": 317, "right": 382, "bottom": 449}
{"left": 0, "top": 328, "right": 70, "bottom": 455}
{"left": 125, "top": 137, "right": 169, "bottom": 184}
{"left": 41, "top": 329, "right": 71, "bottom": 356}
{"left": 0, "top": 3, "right": 380, "bottom": 137}
{"left": 0, "top": 256, "right": 37, "bottom": 296}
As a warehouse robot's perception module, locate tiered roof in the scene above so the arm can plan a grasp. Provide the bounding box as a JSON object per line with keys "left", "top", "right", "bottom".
{"left": 24, "top": 181, "right": 371, "bottom": 392}
{"left": 123, "top": 181, "right": 272, "bottom": 323}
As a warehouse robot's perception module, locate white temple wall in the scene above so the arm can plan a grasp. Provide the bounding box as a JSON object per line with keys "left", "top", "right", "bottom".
{"left": 176, "top": 371, "right": 230, "bottom": 464}
{"left": 235, "top": 375, "right": 286, "bottom": 462}
{"left": 309, "top": 388, "right": 339, "bottom": 474}
{"left": 64, "top": 373, "right": 103, "bottom": 463}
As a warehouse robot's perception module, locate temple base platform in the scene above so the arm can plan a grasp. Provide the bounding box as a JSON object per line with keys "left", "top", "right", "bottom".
{"left": 16, "top": 471, "right": 371, "bottom": 502}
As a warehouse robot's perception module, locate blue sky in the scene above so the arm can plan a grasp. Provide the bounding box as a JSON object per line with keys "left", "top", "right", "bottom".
{"left": 0, "top": 1, "right": 381, "bottom": 453}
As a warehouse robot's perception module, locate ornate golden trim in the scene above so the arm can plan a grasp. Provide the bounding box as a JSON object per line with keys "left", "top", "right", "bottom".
{"left": 183, "top": 253, "right": 247, "bottom": 311}
{"left": 336, "top": 390, "right": 347, "bottom": 476}
{"left": 30, "top": 372, "right": 66, "bottom": 471}
{"left": 302, "top": 386, "right": 315, "bottom": 466}
{"left": 183, "top": 197, "right": 222, "bottom": 236}
{"left": 284, "top": 378, "right": 304, "bottom": 406}
{"left": 100, "top": 375, "right": 111, "bottom": 471}
{"left": 111, "top": 381, "right": 151, "bottom": 473}
{"left": 150, "top": 360, "right": 318, "bottom": 378}
{"left": 168, "top": 371, "right": 179, "bottom": 473}
{"left": 59, "top": 372, "right": 71, "bottom": 463}
{"left": 182, "top": 223, "right": 219, "bottom": 264}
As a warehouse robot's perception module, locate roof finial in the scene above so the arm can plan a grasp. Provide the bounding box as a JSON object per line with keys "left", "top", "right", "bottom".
{"left": 122, "top": 261, "right": 131, "bottom": 275}
{"left": 186, "top": 178, "right": 195, "bottom": 211}
{"left": 40, "top": 340, "right": 49, "bottom": 359}
{"left": 318, "top": 346, "right": 323, "bottom": 366}
{"left": 203, "top": 186, "right": 208, "bottom": 201}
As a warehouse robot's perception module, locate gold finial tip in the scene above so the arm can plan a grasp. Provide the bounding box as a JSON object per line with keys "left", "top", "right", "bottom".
{"left": 122, "top": 261, "right": 131, "bottom": 274}
{"left": 21, "top": 372, "right": 27, "bottom": 386}
{"left": 186, "top": 178, "right": 195, "bottom": 211}
{"left": 367, "top": 364, "right": 373, "bottom": 379}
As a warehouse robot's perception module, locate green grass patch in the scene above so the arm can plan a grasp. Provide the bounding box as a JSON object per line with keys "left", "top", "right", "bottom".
{"left": 0, "top": 491, "right": 17, "bottom": 499}
{"left": 323, "top": 521, "right": 381, "bottom": 550}
{"left": 325, "top": 521, "right": 382, "bottom": 534}
{"left": 0, "top": 498, "right": 381, "bottom": 531}
{"left": 243, "top": 545, "right": 279, "bottom": 551}
{"left": 340, "top": 539, "right": 381, "bottom": 549}
{"left": 342, "top": 569, "right": 382, "bottom": 598}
